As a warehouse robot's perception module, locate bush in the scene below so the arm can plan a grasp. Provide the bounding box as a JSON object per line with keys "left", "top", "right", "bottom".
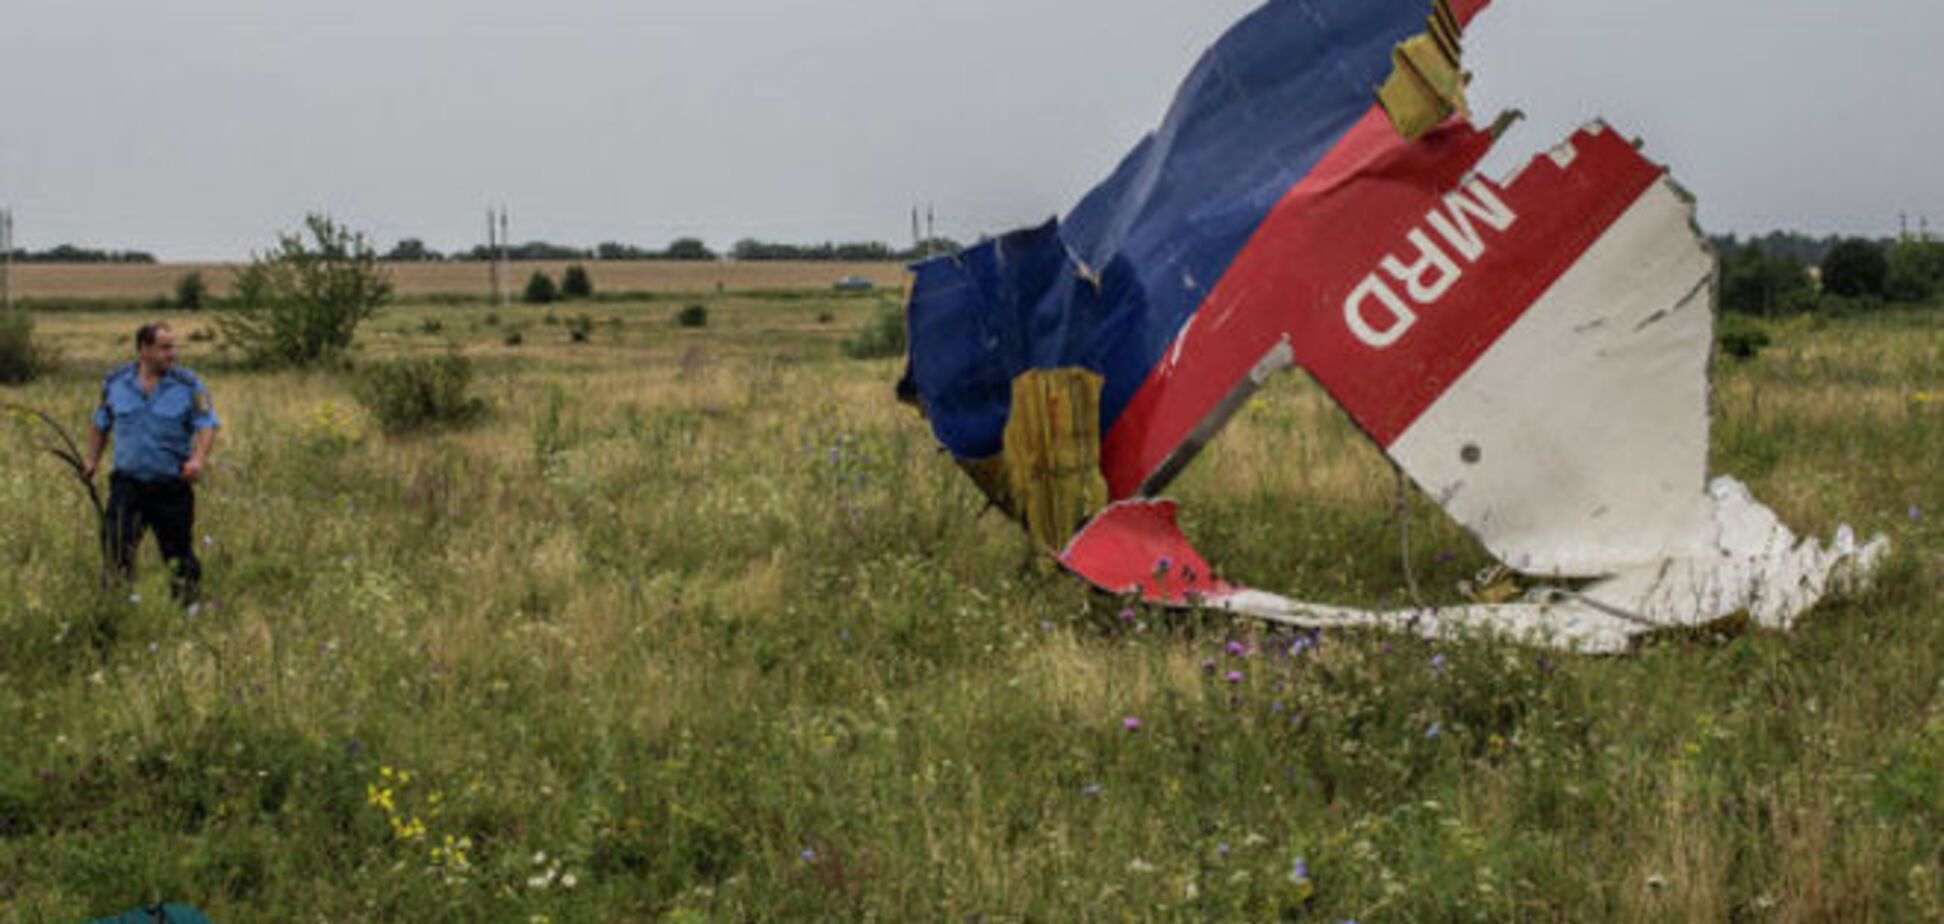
{"left": 483, "top": 312, "right": 501, "bottom": 327}
{"left": 351, "top": 354, "right": 488, "bottom": 433}
{"left": 503, "top": 329, "right": 524, "bottom": 347}
{"left": 676, "top": 304, "right": 709, "bottom": 328}
{"left": 561, "top": 265, "right": 594, "bottom": 299}
{"left": 175, "top": 272, "right": 208, "bottom": 311}
{"left": 0, "top": 310, "right": 54, "bottom": 384}
{"left": 843, "top": 300, "right": 907, "bottom": 359}
{"left": 419, "top": 317, "right": 444, "bottom": 335}
{"left": 566, "top": 314, "right": 595, "bottom": 344}
{"left": 523, "top": 272, "right": 558, "bottom": 305}
{"left": 1821, "top": 238, "right": 1889, "bottom": 298}
{"left": 1716, "top": 315, "right": 1771, "bottom": 362}
{"left": 216, "top": 215, "right": 392, "bottom": 368}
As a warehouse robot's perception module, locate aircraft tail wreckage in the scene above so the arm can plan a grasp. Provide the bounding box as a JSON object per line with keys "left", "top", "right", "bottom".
{"left": 900, "top": 0, "right": 1887, "bottom": 654}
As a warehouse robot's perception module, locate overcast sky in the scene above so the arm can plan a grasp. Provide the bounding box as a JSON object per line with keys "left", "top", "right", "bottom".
{"left": 1, "top": 0, "right": 1936, "bottom": 259}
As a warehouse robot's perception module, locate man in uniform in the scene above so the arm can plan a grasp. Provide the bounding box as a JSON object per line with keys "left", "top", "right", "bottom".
{"left": 80, "top": 322, "right": 221, "bottom": 604}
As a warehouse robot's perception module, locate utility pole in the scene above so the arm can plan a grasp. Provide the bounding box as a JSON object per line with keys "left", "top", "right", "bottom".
{"left": 486, "top": 208, "right": 501, "bottom": 307}
{"left": 911, "top": 206, "right": 921, "bottom": 257}
{"left": 498, "top": 206, "right": 511, "bottom": 309}
{"left": 925, "top": 203, "right": 935, "bottom": 257}
{"left": 1, "top": 207, "right": 13, "bottom": 313}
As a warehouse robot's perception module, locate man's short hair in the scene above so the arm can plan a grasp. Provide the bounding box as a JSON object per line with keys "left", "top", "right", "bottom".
{"left": 135, "top": 321, "right": 172, "bottom": 350}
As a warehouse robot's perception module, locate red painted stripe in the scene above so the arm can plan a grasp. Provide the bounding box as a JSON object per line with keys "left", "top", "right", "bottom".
{"left": 1101, "top": 117, "right": 1662, "bottom": 498}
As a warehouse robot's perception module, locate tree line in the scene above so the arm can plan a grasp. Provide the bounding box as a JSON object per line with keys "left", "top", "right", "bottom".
{"left": 380, "top": 237, "right": 963, "bottom": 263}
{"left": 1714, "top": 231, "right": 1944, "bottom": 316}
{"left": 3, "top": 245, "right": 157, "bottom": 264}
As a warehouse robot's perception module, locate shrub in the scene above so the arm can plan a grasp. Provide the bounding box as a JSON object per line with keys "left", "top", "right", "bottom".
{"left": 523, "top": 272, "right": 559, "bottom": 305}
{"left": 351, "top": 354, "right": 488, "bottom": 433}
{"left": 561, "top": 265, "right": 594, "bottom": 299}
{"left": 216, "top": 215, "right": 392, "bottom": 368}
{"left": 1821, "top": 238, "right": 1889, "bottom": 298}
{"left": 503, "top": 329, "right": 524, "bottom": 347}
{"left": 419, "top": 317, "right": 444, "bottom": 335}
{"left": 843, "top": 300, "right": 907, "bottom": 359}
{"left": 1716, "top": 315, "right": 1771, "bottom": 362}
{"left": 175, "top": 272, "right": 208, "bottom": 311}
{"left": 566, "top": 314, "right": 595, "bottom": 344}
{"left": 676, "top": 304, "right": 709, "bottom": 328}
{"left": 0, "top": 310, "right": 54, "bottom": 384}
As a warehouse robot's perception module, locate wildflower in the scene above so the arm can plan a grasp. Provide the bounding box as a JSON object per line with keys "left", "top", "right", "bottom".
{"left": 1117, "top": 607, "right": 1137, "bottom": 624}
{"left": 1153, "top": 556, "right": 1173, "bottom": 576}
{"left": 1201, "top": 658, "right": 1217, "bottom": 674}
{"left": 532, "top": 851, "right": 548, "bottom": 865}
{"left": 1216, "top": 842, "right": 1231, "bottom": 859}
{"left": 1122, "top": 716, "right": 1143, "bottom": 732}
{"left": 1911, "top": 505, "right": 1923, "bottom": 522}
{"left": 800, "top": 849, "right": 817, "bottom": 863}
{"left": 1225, "top": 640, "right": 1249, "bottom": 658}
{"left": 1430, "top": 653, "right": 1447, "bottom": 673}
{"left": 1127, "top": 858, "right": 1158, "bottom": 874}
{"left": 1426, "top": 722, "right": 1443, "bottom": 739}
{"left": 127, "top": 593, "right": 142, "bottom": 605}
{"left": 1225, "top": 671, "right": 1246, "bottom": 685}
{"left": 560, "top": 873, "right": 578, "bottom": 889}
{"left": 1646, "top": 873, "right": 1668, "bottom": 891}
{"left": 1289, "top": 858, "right": 1310, "bottom": 885}
{"left": 1082, "top": 782, "right": 1102, "bottom": 798}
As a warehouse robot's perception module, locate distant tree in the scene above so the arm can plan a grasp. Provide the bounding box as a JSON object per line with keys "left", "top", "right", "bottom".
{"left": 560, "top": 264, "right": 594, "bottom": 299}
{"left": 175, "top": 272, "right": 208, "bottom": 311}
{"left": 1886, "top": 236, "right": 1944, "bottom": 303}
{"left": 523, "top": 271, "right": 559, "bottom": 304}
{"left": 216, "top": 214, "right": 392, "bottom": 368}
{"left": 663, "top": 238, "right": 717, "bottom": 261}
{"left": 1820, "top": 238, "right": 1889, "bottom": 298}
{"left": 595, "top": 242, "right": 655, "bottom": 261}
{"left": 1719, "top": 248, "right": 1814, "bottom": 317}
{"left": 384, "top": 238, "right": 441, "bottom": 262}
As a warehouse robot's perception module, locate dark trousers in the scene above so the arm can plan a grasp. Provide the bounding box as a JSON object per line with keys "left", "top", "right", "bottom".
{"left": 105, "top": 473, "right": 201, "bottom": 604}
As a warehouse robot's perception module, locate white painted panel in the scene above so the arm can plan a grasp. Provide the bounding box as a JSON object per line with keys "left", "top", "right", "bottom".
{"left": 1388, "top": 178, "right": 1716, "bottom": 575}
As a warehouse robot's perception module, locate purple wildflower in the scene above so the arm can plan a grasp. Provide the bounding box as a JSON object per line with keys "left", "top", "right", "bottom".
{"left": 1225, "top": 670, "right": 1246, "bottom": 685}
{"left": 1118, "top": 607, "right": 1137, "bottom": 624}
{"left": 1431, "top": 653, "right": 1448, "bottom": 673}
{"left": 1289, "top": 857, "right": 1311, "bottom": 884}
{"left": 1225, "top": 640, "right": 1249, "bottom": 658}
{"left": 1122, "top": 716, "right": 1143, "bottom": 732}
{"left": 800, "top": 849, "right": 817, "bottom": 863}
{"left": 1216, "top": 842, "right": 1231, "bottom": 859}
{"left": 1426, "top": 722, "right": 1443, "bottom": 740}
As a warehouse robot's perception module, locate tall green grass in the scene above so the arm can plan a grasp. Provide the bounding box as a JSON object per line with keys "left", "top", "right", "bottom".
{"left": 0, "top": 303, "right": 1936, "bottom": 921}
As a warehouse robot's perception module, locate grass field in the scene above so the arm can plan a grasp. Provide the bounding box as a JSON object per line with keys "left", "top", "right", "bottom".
{"left": 0, "top": 295, "right": 1938, "bottom": 922}
{"left": 5, "top": 261, "right": 910, "bottom": 302}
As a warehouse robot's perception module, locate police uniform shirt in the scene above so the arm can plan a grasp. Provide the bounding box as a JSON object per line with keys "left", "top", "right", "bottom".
{"left": 93, "top": 364, "right": 221, "bottom": 483}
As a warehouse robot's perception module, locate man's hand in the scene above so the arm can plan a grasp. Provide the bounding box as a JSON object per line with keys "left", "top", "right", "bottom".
{"left": 81, "top": 459, "right": 99, "bottom": 483}
{"left": 181, "top": 458, "right": 204, "bottom": 484}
